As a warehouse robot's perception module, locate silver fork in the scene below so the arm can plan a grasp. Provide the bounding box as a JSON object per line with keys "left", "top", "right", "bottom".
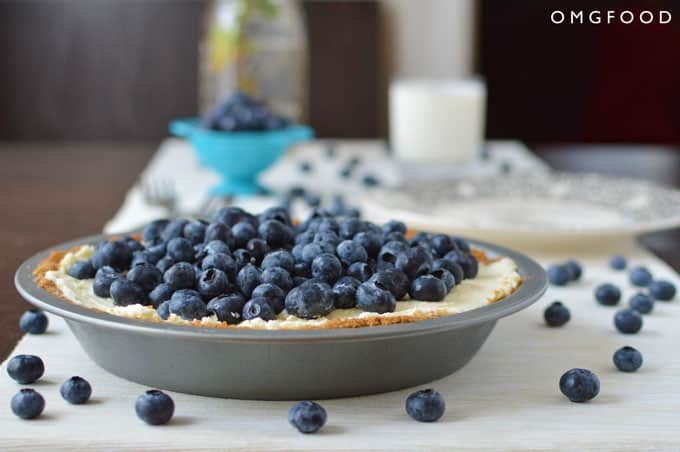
{"left": 141, "top": 178, "right": 178, "bottom": 216}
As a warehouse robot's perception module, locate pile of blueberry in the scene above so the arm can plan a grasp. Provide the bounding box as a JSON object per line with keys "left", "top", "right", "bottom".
{"left": 69, "top": 207, "right": 479, "bottom": 325}
{"left": 201, "top": 91, "right": 290, "bottom": 132}
{"left": 546, "top": 260, "right": 582, "bottom": 286}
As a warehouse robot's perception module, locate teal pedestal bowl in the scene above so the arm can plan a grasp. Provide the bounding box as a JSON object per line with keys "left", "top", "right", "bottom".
{"left": 170, "top": 118, "right": 314, "bottom": 196}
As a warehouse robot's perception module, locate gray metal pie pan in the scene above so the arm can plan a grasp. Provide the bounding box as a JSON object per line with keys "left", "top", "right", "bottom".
{"left": 15, "top": 233, "right": 547, "bottom": 400}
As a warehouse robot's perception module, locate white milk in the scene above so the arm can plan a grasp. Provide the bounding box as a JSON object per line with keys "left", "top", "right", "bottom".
{"left": 389, "top": 79, "right": 486, "bottom": 164}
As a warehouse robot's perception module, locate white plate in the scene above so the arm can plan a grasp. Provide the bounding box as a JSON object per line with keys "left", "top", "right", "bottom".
{"left": 361, "top": 172, "right": 680, "bottom": 249}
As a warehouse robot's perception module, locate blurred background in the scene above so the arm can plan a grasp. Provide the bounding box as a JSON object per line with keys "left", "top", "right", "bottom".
{"left": 1, "top": 0, "right": 679, "bottom": 356}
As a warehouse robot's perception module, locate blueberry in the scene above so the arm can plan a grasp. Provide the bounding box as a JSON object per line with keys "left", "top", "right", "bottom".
{"left": 544, "top": 301, "right": 570, "bottom": 327}
{"left": 443, "top": 250, "right": 478, "bottom": 279}
{"left": 314, "top": 229, "right": 340, "bottom": 246}
{"left": 258, "top": 220, "right": 294, "bottom": 248}
{"left": 369, "top": 268, "right": 410, "bottom": 300}
{"left": 246, "top": 238, "right": 270, "bottom": 264}
{"left": 378, "top": 241, "right": 409, "bottom": 269}
{"left": 299, "top": 161, "right": 313, "bottom": 173}
{"left": 203, "top": 222, "right": 231, "bottom": 244}
{"left": 329, "top": 194, "right": 346, "bottom": 216}
{"left": 259, "top": 206, "right": 292, "bottom": 226}
{"left": 409, "top": 231, "right": 431, "bottom": 248}
{"left": 67, "top": 260, "right": 96, "bottom": 279}
{"left": 547, "top": 264, "right": 570, "bottom": 286}
{"left": 169, "top": 290, "right": 207, "bottom": 320}
{"left": 194, "top": 268, "right": 228, "bottom": 300}
{"left": 304, "top": 192, "right": 321, "bottom": 207}
{"left": 148, "top": 283, "right": 174, "bottom": 308}
{"left": 382, "top": 219, "right": 407, "bottom": 235}
{"left": 396, "top": 246, "right": 433, "bottom": 279}
{"left": 288, "top": 401, "right": 327, "bottom": 434}
{"left": 156, "top": 300, "right": 171, "bottom": 320}
{"left": 629, "top": 266, "right": 653, "bottom": 287}
{"left": 405, "top": 389, "right": 445, "bottom": 422}
{"left": 160, "top": 218, "right": 189, "bottom": 242}
{"left": 285, "top": 281, "right": 335, "bottom": 319}
{"left": 19, "top": 310, "right": 48, "bottom": 334}
{"left": 93, "top": 266, "right": 119, "bottom": 297}
{"left": 629, "top": 293, "right": 654, "bottom": 314}
{"left": 207, "top": 293, "right": 246, "bottom": 324}
{"left": 203, "top": 239, "right": 232, "bottom": 257}
{"left": 452, "top": 237, "right": 471, "bottom": 253}
{"left": 166, "top": 237, "right": 195, "bottom": 262}
{"left": 301, "top": 243, "right": 324, "bottom": 264}
{"left": 163, "top": 262, "right": 196, "bottom": 290}
{"left": 311, "top": 253, "right": 343, "bottom": 285}
{"left": 614, "top": 308, "right": 643, "bottom": 334}
{"left": 127, "top": 262, "right": 162, "bottom": 293}
{"left": 339, "top": 166, "right": 353, "bottom": 179}
{"left": 595, "top": 283, "right": 621, "bottom": 306}
{"left": 233, "top": 249, "right": 254, "bottom": 270}
{"left": 347, "top": 262, "right": 373, "bottom": 282}
{"left": 430, "top": 234, "right": 454, "bottom": 257}
{"left": 564, "top": 260, "right": 582, "bottom": 281}
{"left": 183, "top": 220, "right": 207, "bottom": 245}
{"left": 91, "top": 240, "right": 133, "bottom": 271}
{"left": 432, "top": 259, "right": 464, "bottom": 284}
{"left": 261, "top": 267, "right": 294, "bottom": 292}
{"left": 361, "top": 174, "right": 381, "bottom": 187}
{"left": 135, "top": 389, "right": 174, "bottom": 425}
{"left": 143, "top": 219, "right": 170, "bottom": 245}
{"left": 242, "top": 297, "right": 277, "bottom": 321}
{"left": 213, "top": 206, "right": 255, "bottom": 228}
{"left": 410, "top": 275, "right": 447, "bottom": 301}
{"left": 261, "top": 250, "right": 295, "bottom": 273}
{"left": 356, "top": 281, "right": 396, "bottom": 313}
{"left": 332, "top": 276, "right": 361, "bottom": 309}
{"left": 231, "top": 221, "right": 257, "bottom": 248}
{"left": 338, "top": 218, "right": 365, "bottom": 240}
{"left": 293, "top": 276, "right": 309, "bottom": 287}
{"left": 336, "top": 240, "right": 368, "bottom": 266}
{"left": 7, "top": 354, "right": 44, "bottom": 384}
{"left": 155, "top": 256, "right": 175, "bottom": 275}
{"left": 431, "top": 268, "right": 455, "bottom": 292}
{"left": 609, "top": 255, "right": 627, "bottom": 270}
{"left": 559, "top": 368, "right": 600, "bottom": 402}
{"left": 288, "top": 185, "right": 306, "bottom": 198}
{"left": 251, "top": 283, "right": 286, "bottom": 313}
{"left": 649, "top": 280, "right": 676, "bottom": 301}
{"left": 110, "top": 279, "right": 148, "bottom": 306}
{"left": 11, "top": 389, "right": 45, "bottom": 420}
{"left": 613, "top": 346, "right": 643, "bottom": 372}
{"left": 353, "top": 231, "right": 382, "bottom": 257}
{"left": 201, "top": 253, "right": 237, "bottom": 280}
{"left": 237, "top": 264, "right": 261, "bottom": 297}
{"left": 60, "top": 376, "right": 92, "bottom": 404}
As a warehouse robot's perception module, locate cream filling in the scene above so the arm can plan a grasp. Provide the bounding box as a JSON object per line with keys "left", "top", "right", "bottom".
{"left": 45, "top": 245, "right": 522, "bottom": 330}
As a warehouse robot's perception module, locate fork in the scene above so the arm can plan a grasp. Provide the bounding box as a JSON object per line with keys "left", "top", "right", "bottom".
{"left": 141, "top": 178, "right": 178, "bottom": 216}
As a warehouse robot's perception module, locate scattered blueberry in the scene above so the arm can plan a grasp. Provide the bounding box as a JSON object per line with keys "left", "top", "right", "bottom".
{"left": 629, "top": 266, "right": 653, "bottom": 287}
{"left": 19, "top": 310, "right": 48, "bottom": 334}
{"left": 595, "top": 283, "right": 621, "bottom": 306}
{"left": 649, "top": 280, "right": 676, "bottom": 301}
{"left": 559, "top": 368, "right": 600, "bottom": 402}
{"left": 629, "top": 293, "right": 654, "bottom": 314}
{"left": 135, "top": 389, "right": 174, "bottom": 425}
{"left": 288, "top": 401, "right": 327, "bottom": 434}
{"left": 564, "top": 260, "right": 582, "bottom": 281}
{"left": 7, "top": 354, "right": 44, "bottom": 384}
{"left": 613, "top": 346, "right": 643, "bottom": 372}
{"left": 609, "top": 255, "right": 627, "bottom": 270}
{"left": 299, "top": 161, "right": 312, "bottom": 173}
{"left": 67, "top": 260, "right": 96, "bottom": 279}
{"left": 60, "top": 376, "right": 92, "bottom": 404}
{"left": 11, "top": 388, "right": 45, "bottom": 419}
{"left": 405, "top": 389, "right": 445, "bottom": 422}
{"left": 544, "top": 301, "right": 570, "bottom": 327}
{"left": 547, "top": 265, "right": 570, "bottom": 286}
{"left": 614, "top": 308, "right": 643, "bottom": 334}
{"left": 361, "top": 174, "right": 381, "bottom": 188}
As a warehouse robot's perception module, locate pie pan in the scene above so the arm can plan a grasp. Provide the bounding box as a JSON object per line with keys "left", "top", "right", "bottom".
{"left": 15, "top": 233, "right": 547, "bottom": 400}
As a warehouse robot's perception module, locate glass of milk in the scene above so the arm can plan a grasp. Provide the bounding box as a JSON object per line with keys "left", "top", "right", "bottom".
{"left": 389, "top": 79, "right": 486, "bottom": 164}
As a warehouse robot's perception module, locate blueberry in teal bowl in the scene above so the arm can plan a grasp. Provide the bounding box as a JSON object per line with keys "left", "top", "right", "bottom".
{"left": 170, "top": 92, "right": 313, "bottom": 196}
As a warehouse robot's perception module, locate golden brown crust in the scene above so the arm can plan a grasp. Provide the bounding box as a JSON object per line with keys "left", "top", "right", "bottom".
{"left": 33, "top": 243, "right": 521, "bottom": 330}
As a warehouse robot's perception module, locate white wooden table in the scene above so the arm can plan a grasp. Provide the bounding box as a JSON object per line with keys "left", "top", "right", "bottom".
{"left": 1, "top": 141, "right": 679, "bottom": 450}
